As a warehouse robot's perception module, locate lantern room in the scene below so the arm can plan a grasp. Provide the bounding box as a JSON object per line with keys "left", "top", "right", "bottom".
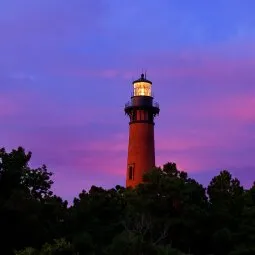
{"left": 133, "top": 74, "right": 152, "bottom": 97}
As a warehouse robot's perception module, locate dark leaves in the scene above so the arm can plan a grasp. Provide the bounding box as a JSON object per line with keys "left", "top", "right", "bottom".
{"left": 1, "top": 147, "right": 255, "bottom": 255}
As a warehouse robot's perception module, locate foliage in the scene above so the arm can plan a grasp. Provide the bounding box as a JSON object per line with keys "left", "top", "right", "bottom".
{"left": 1, "top": 147, "right": 255, "bottom": 255}
{"left": 15, "top": 238, "right": 74, "bottom": 255}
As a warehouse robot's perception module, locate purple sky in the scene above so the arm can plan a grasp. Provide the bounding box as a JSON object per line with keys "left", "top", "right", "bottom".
{"left": 1, "top": 0, "right": 255, "bottom": 201}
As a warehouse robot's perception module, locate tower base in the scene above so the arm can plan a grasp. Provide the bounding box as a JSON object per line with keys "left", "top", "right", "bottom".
{"left": 126, "top": 122, "right": 155, "bottom": 188}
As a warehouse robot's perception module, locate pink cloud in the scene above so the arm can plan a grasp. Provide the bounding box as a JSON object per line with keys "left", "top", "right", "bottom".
{"left": 0, "top": 91, "right": 36, "bottom": 117}
{"left": 0, "top": 95, "right": 17, "bottom": 116}
{"left": 1, "top": 90, "right": 119, "bottom": 129}
{"left": 155, "top": 95, "right": 255, "bottom": 172}
{"left": 12, "top": 128, "right": 127, "bottom": 178}
{"left": 58, "top": 133, "right": 127, "bottom": 174}
{"left": 78, "top": 134, "right": 127, "bottom": 152}
{"left": 172, "top": 93, "right": 255, "bottom": 124}
{"left": 155, "top": 132, "right": 220, "bottom": 172}
{"left": 209, "top": 95, "right": 255, "bottom": 122}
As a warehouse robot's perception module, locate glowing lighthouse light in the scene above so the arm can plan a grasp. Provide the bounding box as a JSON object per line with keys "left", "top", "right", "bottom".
{"left": 133, "top": 81, "right": 152, "bottom": 96}
{"left": 133, "top": 74, "right": 152, "bottom": 97}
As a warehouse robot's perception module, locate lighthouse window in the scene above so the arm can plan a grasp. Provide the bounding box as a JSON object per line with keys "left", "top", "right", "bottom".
{"left": 128, "top": 165, "right": 134, "bottom": 180}
{"left": 144, "top": 111, "right": 148, "bottom": 120}
{"left": 133, "top": 82, "right": 151, "bottom": 96}
{"left": 131, "top": 111, "right": 137, "bottom": 121}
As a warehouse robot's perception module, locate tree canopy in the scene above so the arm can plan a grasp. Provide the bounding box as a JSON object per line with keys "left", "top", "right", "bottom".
{"left": 1, "top": 147, "right": 255, "bottom": 255}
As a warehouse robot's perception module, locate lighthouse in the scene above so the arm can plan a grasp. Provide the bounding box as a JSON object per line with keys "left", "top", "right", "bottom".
{"left": 124, "top": 74, "right": 160, "bottom": 188}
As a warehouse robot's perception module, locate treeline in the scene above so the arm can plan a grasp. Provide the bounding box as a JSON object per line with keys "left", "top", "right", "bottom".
{"left": 1, "top": 147, "right": 255, "bottom": 255}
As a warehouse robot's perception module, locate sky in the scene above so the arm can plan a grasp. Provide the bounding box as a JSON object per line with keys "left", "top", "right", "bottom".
{"left": 1, "top": 0, "right": 255, "bottom": 202}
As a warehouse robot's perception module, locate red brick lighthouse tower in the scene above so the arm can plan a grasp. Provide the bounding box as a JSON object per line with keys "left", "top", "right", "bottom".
{"left": 124, "top": 74, "right": 160, "bottom": 188}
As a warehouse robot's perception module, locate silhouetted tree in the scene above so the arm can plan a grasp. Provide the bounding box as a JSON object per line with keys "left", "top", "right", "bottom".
{"left": 0, "top": 147, "right": 67, "bottom": 254}
{"left": 2, "top": 147, "right": 255, "bottom": 255}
